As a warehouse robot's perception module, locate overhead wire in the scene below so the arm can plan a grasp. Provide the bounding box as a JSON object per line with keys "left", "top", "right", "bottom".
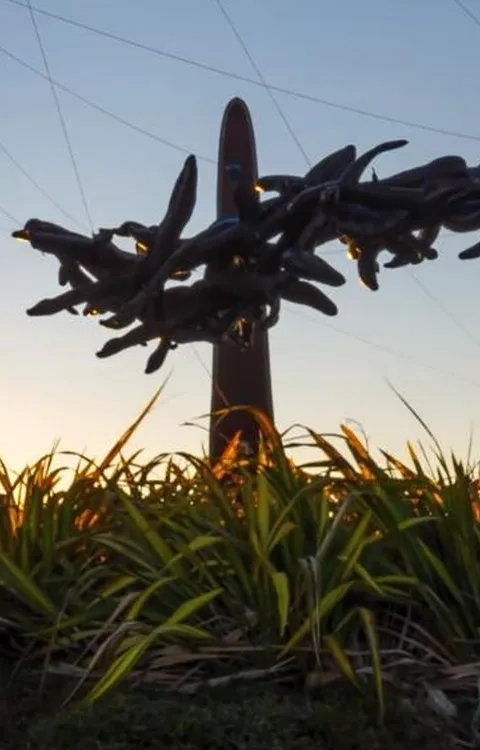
{"left": 0, "top": 203, "right": 21, "bottom": 224}
{"left": 1, "top": 12, "right": 217, "bottom": 390}
{"left": 213, "top": 0, "right": 480, "bottom": 374}
{"left": 199, "top": 0, "right": 311, "bottom": 397}
{"left": 396, "top": 0, "right": 480, "bottom": 349}
{"left": 0, "top": 44, "right": 216, "bottom": 165}
{"left": 1, "top": 35, "right": 216, "bottom": 400}
{"left": 452, "top": 0, "right": 480, "bottom": 28}
{"left": 405, "top": 269, "right": 480, "bottom": 350}
{"left": 0, "top": 139, "right": 87, "bottom": 230}
{"left": 285, "top": 304, "right": 480, "bottom": 391}
{"left": 24, "top": 0, "right": 94, "bottom": 233}
{"left": 194, "top": 0, "right": 312, "bottom": 391}
{"left": 5, "top": 0, "right": 480, "bottom": 144}
{"left": 1, "top": 1, "right": 479, "bottom": 394}
{"left": 188, "top": 342, "right": 230, "bottom": 407}
{"left": 214, "top": 0, "right": 311, "bottom": 165}
{"left": 447, "top": 2, "right": 480, "bottom": 343}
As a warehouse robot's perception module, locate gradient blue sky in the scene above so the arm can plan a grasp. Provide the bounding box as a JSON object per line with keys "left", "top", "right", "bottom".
{"left": 1, "top": 0, "right": 480, "bottom": 471}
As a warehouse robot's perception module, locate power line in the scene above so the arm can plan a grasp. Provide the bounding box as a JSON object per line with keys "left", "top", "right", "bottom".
{"left": 284, "top": 305, "right": 480, "bottom": 391}
{"left": 211, "top": 0, "right": 480, "bottom": 373}
{"left": 1, "top": 33, "right": 217, "bottom": 388}
{"left": 189, "top": 342, "right": 230, "bottom": 406}
{"left": 0, "top": 203, "right": 21, "bottom": 224}
{"left": 405, "top": 269, "right": 480, "bottom": 350}
{"left": 214, "top": 0, "right": 311, "bottom": 165}
{"left": 25, "top": 0, "right": 94, "bottom": 233}
{"left": 4, "top": 0, "right": 479, "bottom": 394}
{"left": 5, "top": 0, "right": 480, "bottom": 144}
{"left": 402, "top": 0, "right": 480, "bottom": 353}
{"left": 0, "top": 140, "right": 87, "bottom": 230}
{"left": 452, "top": 0, "right": 480, "bottom": 28}
{"left": 0, "top": 44, "right": 216, "bottom": 165}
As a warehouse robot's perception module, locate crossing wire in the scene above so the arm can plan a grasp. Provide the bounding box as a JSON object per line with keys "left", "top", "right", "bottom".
{"left": 24, "top": 0, "right": 94, "bottom": 233}
{"left": 0, "top": 139, "right": 87, "bottom": 230}
{"left": 5, "top": 0, "right": 480, "bottom": 144}
{"left": 452, "top": 0, "right": 480, "bottom": 28}
{"left": 285, "top": 304, "right": 480, "bottom": 391}
{"left": 2, "top": 0, "right": 480, "bottom": 392}
{"left": 0, "top": 44, "right": 216, "bottom": 165}
{"left": 212, "top": 0, "right": 480, "bottom": 353}
{"left": 0, "top": 203, "right": 21, "bottom": 225}
{"left": 214, "top": 0, "right": 311, "bottom": 165}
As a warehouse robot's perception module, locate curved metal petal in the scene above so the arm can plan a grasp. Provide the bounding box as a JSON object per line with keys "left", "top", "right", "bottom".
{"left": 341, "top": 140, "right": 408, "bottom": 187}
{"left": 96, "top": 322, "right": 159, "bottom": 359}
{"left": 283, "top": 249, "right": 346, "bottom": 287}
{"left": 146, "top": 154, "right": 198, "bottom": 270}
{"left": 357, "top": 248, "right": 380, "bottom": 290}
{"left": 281, "top": 279, "right": 338, "bottom": 316}
{"left": 458, "top": 240, "right": 480, "bottom": 260}
{"left": 145, "top": 339, "right": 171, "bottom": 374}
{"left": 304, "top": 145, "right": 356, "bottom": 186}
{"left": 378, "top": 156, "right": 468, "bottom": 188}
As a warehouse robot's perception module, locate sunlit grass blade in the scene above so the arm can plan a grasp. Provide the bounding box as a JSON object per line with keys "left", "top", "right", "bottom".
{"left": 91, "top": 387, "right": 165, "bottom": 481}
{"left": 0, "top": 551, "right": 57, "bottom": 616}
{"left": 324, "top": 634, "right": 360, "bottom": 687}
{"left": 126, "top": 577, "right": 177, "bottom": 621}
{"left": 281, "top": 583, "right": 355, "bottom": 656}
{"left": 340, "top": 425, "right": 381, "bottom": 481}
{"left": 270, "top": 571, "right": 290, "bottom": 637}
{"left": 116, "top": 489, "right": 178, "bottom": 570}
{"left": 357, "top": 607, "right": 384, "bottom": 722}
{"left": 303, "top": 428, "right": 358, "bottom": 480}
{"left": 83, "top": 622, "right": 212, "bottom": 705}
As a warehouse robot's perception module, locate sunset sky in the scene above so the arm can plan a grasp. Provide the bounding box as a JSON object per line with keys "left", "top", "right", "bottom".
{"left": 1, "top": 0, "right": 480, "bottom": 471}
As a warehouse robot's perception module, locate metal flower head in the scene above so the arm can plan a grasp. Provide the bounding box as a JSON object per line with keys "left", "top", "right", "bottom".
{"left": 12, "top": 137, "right": 480, "bottom": 374}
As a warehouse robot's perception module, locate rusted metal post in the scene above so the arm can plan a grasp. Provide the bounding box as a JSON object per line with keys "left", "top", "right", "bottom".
{"left": 209, "top": 97, "right": 274, "bottom": 461}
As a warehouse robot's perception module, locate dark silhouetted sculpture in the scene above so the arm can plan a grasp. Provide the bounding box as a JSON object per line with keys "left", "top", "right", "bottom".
{"left": 209, "top": 97, "right": 274, "bottom": 461}
{"left": 13, "top": 138, "right": 480, "bottom": 375}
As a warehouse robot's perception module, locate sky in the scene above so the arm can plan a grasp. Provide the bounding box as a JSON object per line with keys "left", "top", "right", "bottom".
{"left": 1, "top": 0, "right": 480, "bottom": 472}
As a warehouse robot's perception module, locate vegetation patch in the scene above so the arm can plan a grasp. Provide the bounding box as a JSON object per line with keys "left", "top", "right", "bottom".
{"left": 0, "top": 674, "right": 455, "bottom": 750}
{"left": 1, "top": 396, "right": 479, "bottom": 747}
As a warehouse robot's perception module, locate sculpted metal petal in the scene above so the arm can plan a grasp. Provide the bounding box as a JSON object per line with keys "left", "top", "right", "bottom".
{"left": 13, "top": 135, "right": 480, "bottom": 373}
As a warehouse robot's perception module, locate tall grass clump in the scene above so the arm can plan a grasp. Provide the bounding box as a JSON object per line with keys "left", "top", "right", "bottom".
{"left": 1, "top": 388, "right": 479, "bottom": 733}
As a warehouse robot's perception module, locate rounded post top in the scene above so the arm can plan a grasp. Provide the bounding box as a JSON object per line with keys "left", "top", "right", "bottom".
{"left": 216, "top": 97, "right": 257, "bottom": 218}
{"left": 223, "top": 96, "right": 250, "bottom": 113}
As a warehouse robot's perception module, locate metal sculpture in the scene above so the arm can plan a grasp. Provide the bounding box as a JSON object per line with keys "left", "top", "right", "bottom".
{"left": 209, "top": 98, "right": 274, "bottom": 460}
{"left": 12, "top": 125, "right": 480, "bottom": 380}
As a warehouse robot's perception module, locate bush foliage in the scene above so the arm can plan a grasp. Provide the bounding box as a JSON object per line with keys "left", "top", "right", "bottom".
{"left": 1, "top": 389, "right": 479, "bottom": 746}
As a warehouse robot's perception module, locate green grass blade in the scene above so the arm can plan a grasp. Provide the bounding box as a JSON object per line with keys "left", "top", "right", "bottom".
{"left": 357, "top": 607, "right": 384, "bottom": 723}
{"left": 270, "top": 571, "right": 290, "bottom": 637}
{"left": 0, "top": 550, "right": 57, "bottom": 616}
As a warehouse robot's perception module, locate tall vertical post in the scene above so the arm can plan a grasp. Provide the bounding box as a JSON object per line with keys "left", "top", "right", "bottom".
{"left": 209, "top": 98, "right": 274, "bottom": 461}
